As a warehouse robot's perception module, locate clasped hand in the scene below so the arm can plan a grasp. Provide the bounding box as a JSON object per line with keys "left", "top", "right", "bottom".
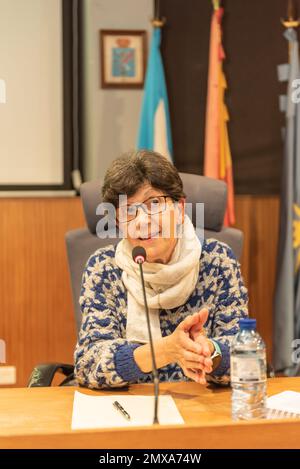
{"left": 164, "top": 308, "right": 214, "bottom": 384}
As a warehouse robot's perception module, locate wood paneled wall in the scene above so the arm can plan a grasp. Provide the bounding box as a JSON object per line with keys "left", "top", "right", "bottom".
{"left": 0, "top": 198, "right": 85, "bottom": 387}
{"left": 0, "top": 196, "right": 279, "bottom": 386}
{"left": 234, "top": 196, "right": 280, "bottom": 363}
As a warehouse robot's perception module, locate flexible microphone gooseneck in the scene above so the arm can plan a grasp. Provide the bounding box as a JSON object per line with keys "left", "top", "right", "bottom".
{"left": 132, "top": 246, "right": 159, "bottom": 424}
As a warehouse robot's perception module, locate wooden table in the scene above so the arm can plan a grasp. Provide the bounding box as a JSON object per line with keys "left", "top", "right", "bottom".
{"left": 0, "top": 377, "right": 300, "bottom": 449}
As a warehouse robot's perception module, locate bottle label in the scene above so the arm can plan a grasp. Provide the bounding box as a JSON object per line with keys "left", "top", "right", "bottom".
{"left": 230, "top": 356, "right": 263, "bottom": 382}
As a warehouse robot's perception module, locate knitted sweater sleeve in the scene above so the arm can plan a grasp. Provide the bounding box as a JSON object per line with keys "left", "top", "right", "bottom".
{"left": 74, "top": 249, "right": 151, "bottom": 389}
{"left": 207, "top": 242, "right": 249, "bottom": 385}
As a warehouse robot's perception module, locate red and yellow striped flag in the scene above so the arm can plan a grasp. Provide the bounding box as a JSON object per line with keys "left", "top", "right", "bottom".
{"left": 204, "top": 5, "right": 235, "bottom": 226}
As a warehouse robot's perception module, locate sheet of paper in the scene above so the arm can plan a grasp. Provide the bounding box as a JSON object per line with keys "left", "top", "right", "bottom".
{"left": 71, "top": 391, "right": 185, "bottom": 430}
{"left": 267, "top": 390, "right": 300, "bottom": 418}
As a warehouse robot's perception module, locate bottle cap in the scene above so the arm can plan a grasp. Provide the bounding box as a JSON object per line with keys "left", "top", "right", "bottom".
{"left": 239, "top": 318, "right": 256, "bottom": 330}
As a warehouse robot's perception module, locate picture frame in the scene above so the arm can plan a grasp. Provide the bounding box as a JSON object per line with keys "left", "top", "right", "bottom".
{"left": 100, "top": 29, "right": 147, "bottom": 89}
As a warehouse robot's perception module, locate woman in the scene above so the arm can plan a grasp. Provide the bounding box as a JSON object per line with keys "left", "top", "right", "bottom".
{"left": 74, "top": 150, "right": 248, "bottom": 389}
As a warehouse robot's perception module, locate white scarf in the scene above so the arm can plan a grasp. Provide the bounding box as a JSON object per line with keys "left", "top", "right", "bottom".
{"left": 115, "top": 215, "right": 202, "bottom": 343}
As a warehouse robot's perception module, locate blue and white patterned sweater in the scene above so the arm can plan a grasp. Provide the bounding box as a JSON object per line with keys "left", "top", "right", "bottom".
{"left": 74, "top": 238, "right": 248, "bottom": 389}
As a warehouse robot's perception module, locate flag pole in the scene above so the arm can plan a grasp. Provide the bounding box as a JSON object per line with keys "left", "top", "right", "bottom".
{"left": 281, "top": 0, "right": 300, "bottom": 60}
{"left": 152, "top": 0, "right": 166, "bottom": 27}
{"left": 212, "top": 0, "right": 220, "bottom": 10}
{"left": 151, "top": 18, "right": 165, "bottom": 28}
{"left": 281, "top": 0, "right": 300, "bottom": 29}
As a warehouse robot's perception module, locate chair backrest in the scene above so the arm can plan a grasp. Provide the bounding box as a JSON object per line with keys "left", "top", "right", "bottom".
{"left": 65, "top": 173, "right": 243, "bottom": 332}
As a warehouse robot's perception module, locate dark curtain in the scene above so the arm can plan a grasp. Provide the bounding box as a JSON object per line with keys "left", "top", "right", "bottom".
{"left": 159, "top": 0, "right": 295, "bottom": 194}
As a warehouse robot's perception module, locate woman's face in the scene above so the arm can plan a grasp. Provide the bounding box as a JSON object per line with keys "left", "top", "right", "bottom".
{"left": 117, "top": 183, "right": 185, "bottom": 264}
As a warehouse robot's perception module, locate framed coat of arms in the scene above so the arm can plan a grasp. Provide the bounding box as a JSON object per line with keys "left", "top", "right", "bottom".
{"left": 100, "top": 29, "right": 147, "bottom": 89}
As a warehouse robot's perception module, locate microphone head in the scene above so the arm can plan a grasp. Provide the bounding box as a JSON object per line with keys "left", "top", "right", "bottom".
{"left": 132, "top": 246, "right": 147, "bottom": 264}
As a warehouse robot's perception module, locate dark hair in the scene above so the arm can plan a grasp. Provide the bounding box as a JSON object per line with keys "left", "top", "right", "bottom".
{"left": 102, "top": 150, "right": 186, "bottom": 207}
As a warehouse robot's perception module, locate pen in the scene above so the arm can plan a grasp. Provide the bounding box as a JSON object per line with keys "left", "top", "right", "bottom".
{"left": 113, "top": 400, "right": 131, "bottom": 421}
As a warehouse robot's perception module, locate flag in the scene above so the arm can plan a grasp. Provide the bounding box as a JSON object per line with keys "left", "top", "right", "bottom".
{"left": 274, "top": 28, "right": 300, "bottom": 374}
{"left": 204, "top": 6, "right": 235, "bottom": 226}
{"left": 137, "top": 26, "right": 173, "bottom": 161}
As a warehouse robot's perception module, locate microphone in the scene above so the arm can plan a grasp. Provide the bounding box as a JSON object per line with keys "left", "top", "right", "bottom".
{"left": 132, "top": 246, "right": 159, "bottom": 424}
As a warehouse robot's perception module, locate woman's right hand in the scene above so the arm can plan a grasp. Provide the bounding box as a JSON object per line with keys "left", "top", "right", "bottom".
{"left": 163, "top": 313, "right": 210, "bottom": 384}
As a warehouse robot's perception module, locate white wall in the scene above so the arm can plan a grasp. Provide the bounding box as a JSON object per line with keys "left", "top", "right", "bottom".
{"left": 82, "top": 0, "right": 153, "bottom": 181}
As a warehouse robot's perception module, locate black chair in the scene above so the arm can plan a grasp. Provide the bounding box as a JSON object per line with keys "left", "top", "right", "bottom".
{"left": 28, "top": 174, "right": 244, "bottom": 386}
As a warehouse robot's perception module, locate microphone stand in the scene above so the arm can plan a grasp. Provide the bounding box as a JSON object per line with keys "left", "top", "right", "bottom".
{"left": 137, "top": 261, "right": 159, "bottom": 424}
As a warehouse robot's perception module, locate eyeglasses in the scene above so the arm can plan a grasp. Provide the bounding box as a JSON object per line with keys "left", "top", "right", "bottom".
{"left": 117, "top": 195, "right": 173, "bottom": 223}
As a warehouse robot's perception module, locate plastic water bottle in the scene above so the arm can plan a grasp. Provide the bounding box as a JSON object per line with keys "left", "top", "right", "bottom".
{"left": 230, "top": 318, "right": 267, "bottom": 420}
